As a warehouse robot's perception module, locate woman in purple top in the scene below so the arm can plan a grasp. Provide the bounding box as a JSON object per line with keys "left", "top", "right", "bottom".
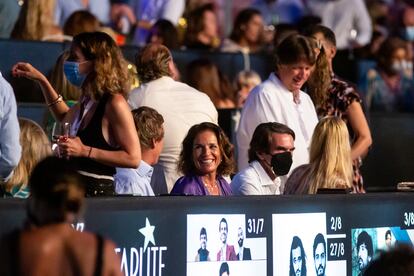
{"left": 171, "top": 122, "right": 235, "bottom": 196}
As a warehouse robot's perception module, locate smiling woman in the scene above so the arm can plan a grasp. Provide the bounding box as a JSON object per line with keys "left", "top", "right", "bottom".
{"left": 171, "top": 122, "right": 235, "bottom": 196}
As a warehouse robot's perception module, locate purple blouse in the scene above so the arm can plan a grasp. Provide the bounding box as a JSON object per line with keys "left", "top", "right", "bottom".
{"left": 171, "top": 175, "right": 233, "bottom": 196}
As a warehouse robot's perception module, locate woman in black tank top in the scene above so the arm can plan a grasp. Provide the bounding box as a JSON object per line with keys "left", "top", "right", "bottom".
{"left": 12, "top": 32, "right": 141, "bottom": 196}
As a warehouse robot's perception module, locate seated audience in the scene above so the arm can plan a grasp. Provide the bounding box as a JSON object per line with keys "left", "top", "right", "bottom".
{"left": 54, "top": 0, "right": 110, "bottom": 27}
{"left": 0, "top": 70, "right": 21, "bottom": 183}
{"left": 284, "top": 116, "right": 353, "bottom": 194}
{"left": 363, "top": 244, "right": 414, "bottom": 276}
{"left": 184, "top": 3, "right": 220, "bottom": 50}
{"left": 221, "top": 8, "right": 265, "bottom": 54}
{"left": 232, "top": 122, "right": 295, "bottom": 195}
{"left": 171, "top": 122, "right": 235, "bottom": 196}
{"left": 128, "top": 44, "right": 217, "bottom": 192}
{"left": 12, "top": 31, "right": 141, "bottom": 197}
{"left": 0, "top": 156, "right": 122, "bottom": 275}
{"left": 115, "top": 106, "right": 164, "bottom": 196}
{"left": 63, "top": 10, "right": 101, "bottom": 38}
{"left": 186, "top": 58, "right": 236, "bottom": 109}
{"left": 3, "top": 118, "right": 52, "bottom": 198}
{"left": 11, "top": 0, "right": 64, "bottom": 41}
{"left": 147, "top": 19, "right": 179, "bottom": 50}
{"left": 361, "top": 36, "right": 414, "bottom": 112}
{"left": 130, "top": 0, "right": 185, "bottom": 46}
{"left": 234, "top": 70, "right": 262, "bottom": 108}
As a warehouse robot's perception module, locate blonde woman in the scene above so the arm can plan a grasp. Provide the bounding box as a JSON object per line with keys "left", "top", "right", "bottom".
{"left": 11, "top": 0, "right": 64, "bottom": 41}
{"left": 12, "top": 32, "right": 141, "bottom": 196}
{"left": 4, "top": 118, "right": 52, "bottom": 198}
{"left": 284, "top": 116, "right": 353, "bottom": 194}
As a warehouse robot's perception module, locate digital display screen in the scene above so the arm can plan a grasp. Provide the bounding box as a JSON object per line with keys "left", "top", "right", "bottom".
{"left": 1, "top": 194, "right": 414, "bottom": 276}
{"left": 186, "top": 214, "right": 267, "bottom": 275}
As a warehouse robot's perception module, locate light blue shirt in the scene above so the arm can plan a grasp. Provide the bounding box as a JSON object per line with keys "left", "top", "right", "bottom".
{"left": 0, "top": 72, "right": 21, "bottom": 181}
{"left": 54, "top": 0, "right": 110, "bottom": 27}
{"left": 114, "top": 160, "right": 155, "bottom": 196}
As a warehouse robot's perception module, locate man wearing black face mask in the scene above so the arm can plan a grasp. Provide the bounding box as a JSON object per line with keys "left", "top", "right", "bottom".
{"left": 231, "top": 122, "right": 295, "bottom": 195}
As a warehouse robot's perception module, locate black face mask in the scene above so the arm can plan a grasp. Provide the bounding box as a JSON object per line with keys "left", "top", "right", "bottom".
{"left": 270, "top": 151, "right": 293, "bottom": 176}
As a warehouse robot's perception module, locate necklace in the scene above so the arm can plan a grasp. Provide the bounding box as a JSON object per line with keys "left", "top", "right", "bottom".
{"left": 203, "top": 179, "right": 220, "bottom": 195}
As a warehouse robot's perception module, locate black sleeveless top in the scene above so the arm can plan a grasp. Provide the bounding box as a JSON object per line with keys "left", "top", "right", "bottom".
{"left": 6, "top": 230, "right": 104, "bottom": 276}
{"left": 75, "top": 93, "right": 118, "bottom": 179}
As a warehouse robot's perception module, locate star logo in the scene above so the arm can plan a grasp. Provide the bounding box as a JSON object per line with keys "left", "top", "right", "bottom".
{"left": 139, "top": 217, "right": 156, "bottom": 252}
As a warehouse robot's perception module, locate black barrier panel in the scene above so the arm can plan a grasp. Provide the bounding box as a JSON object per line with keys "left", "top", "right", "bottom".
{"left": 1, "top": 193, "right": 414, "bottom": 275}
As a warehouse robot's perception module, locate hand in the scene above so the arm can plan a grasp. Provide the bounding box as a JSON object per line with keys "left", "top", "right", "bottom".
{"left": 58, "top": 136, "right": 88, "bottom": 158}
{"left": 11, "top": 62, "right": 46, "bottom": 82}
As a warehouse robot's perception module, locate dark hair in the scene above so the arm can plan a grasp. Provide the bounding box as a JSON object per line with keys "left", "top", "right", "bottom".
{"left": 186, "top": 58, "right": 235, "bottom": 107}
{"left": 184, "top": 3, "right": 215, "bottom": 46}
{"left": 230, "top": 8, "right": 262, "bottom": 43}
{"left": 357, "top": 231, "right": 374, "bottom": 257}
{"left": 200, "top": 227, "right": 207, "bottom": 237}
{"left": 275, "top": 34, "right": 317, "bottom": 66}
{"left": 385, "top": 230, "right": 392, "bottom": 239}
{"left": 131, "top": 106, "right": 164, "bottom": 150}
{"left": 28, "top": 156, "right": 85, "bottom": 225}
{"left": 248, "top": 122, "right": 295, "bottom": 163}
{"left": 273, "top": 23, "right": 298, "bottom": 47}
{"left": 219, "top": 217, "right": 228, "bottom": 231}
{"left": 147, "top": 19, "right": 179, "bottom": 50}
{"left": 302, "top": 24, "right": 336, "bottom": 47}
{"left": 290, "top": 236, "right": 307, "bottom": 276}
{"left": 363, "top": 244, "right": 414, "bottom": 276}
{"left": 219, "top": 262, "right": 230, "bottom": 275}
{"left": 313, "top": 233, "right": 326, "bottom": 257}
{"left": 63, "top": 10, "right": 100, "bottom": 37}
{"left": 135, "top": 43, "right": 172, "bottom": 83}
{"left": 178, "top": 122, "right": 235, "bottom": 176}
{"left": 376, "top": 37, "right": 407, "bottom": 75}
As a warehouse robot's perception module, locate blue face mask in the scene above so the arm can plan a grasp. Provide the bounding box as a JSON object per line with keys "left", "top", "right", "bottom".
{"left": 63, "top": 61, "right": 88, "bottom": 87}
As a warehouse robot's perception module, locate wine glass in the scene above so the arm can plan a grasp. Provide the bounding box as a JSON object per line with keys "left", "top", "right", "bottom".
{"left": 51, "top": 122, "right": 71, "bottom": 158}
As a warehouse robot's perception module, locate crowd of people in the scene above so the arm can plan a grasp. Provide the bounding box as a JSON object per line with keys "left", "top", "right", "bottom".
{"left": 5, "top": 0, "right": 414, "bottom": 198}
{"left": 2, "top": 0, "right": 414, "bottom": 274}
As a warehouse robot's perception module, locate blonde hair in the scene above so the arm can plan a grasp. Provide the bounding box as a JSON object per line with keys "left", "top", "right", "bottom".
{"left": 73, "top": 32, "right": 130, "bottom": 100}
{"left": 306, "top": 45, "right": 332, "bottom": 108}
{"left": 11, "top": 0, "right": 56, "bottom": 40}
{"left": 235, "top": 70, "right": 261, "bottom": 91}
{"left": 307, "top": 117, "right": 352, "bottom": 194}
{"left": 5, "top": 118, "right": 52, "bottom": 193}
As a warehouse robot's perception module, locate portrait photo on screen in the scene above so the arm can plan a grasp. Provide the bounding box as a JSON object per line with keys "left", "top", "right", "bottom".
{"left": 187, "top": 214, "right": 266, "bottom": 276}
{"left": 352, "top": 227, "right": 414, "bottom": 276}
{"left": 272, "top": 212, "right": 346, "bottom": 276}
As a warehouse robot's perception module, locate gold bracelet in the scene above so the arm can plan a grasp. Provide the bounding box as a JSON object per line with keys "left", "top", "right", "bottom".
{"left": 47, "top": 94, "right": 63, "bottom": 107}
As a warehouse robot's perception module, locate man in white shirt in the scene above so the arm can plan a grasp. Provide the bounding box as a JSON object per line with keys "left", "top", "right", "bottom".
{"left": 128, "top": 44, "right": 218, "bottom": 192}
{"left": 306, "top": 0, "right": 372, "bottom": 50}
{"left": 236, "top": 34, "right": 318, "bottom": 173}
{"left": 232, "top": 122, "right": 295, "bottom": 195}
{"left": 115, "top": 106, "right": 164, "bottom": 196}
